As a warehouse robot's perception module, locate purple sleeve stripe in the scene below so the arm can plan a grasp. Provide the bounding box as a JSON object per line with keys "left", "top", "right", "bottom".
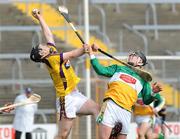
{"left": 47, "top": 42, "right": 56, "bottom": 47}
{"left": 59, "top": 56, "right": 67, "bottom": 90}
{"left": 60, "top": 53, "right": 64, "bottom": 65}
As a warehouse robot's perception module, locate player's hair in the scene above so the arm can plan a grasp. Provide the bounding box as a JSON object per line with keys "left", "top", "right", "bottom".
{"left": 134, "top": 51, "right": 147, "bottom": 66}
{"left": 30, "top": 44, "right": 53, "bottom": 68}
{"left": 30, "top": 44, "right": 43, "bottom": 62}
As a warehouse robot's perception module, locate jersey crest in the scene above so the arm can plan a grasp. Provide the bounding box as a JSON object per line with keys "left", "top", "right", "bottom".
{"left": 64, "top": 60, "right": 71, "bottom": 69}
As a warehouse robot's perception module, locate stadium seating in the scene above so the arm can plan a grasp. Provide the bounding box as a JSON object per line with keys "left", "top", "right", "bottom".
{"left": 0, "top": 1, "right": 180, "bottom": 138}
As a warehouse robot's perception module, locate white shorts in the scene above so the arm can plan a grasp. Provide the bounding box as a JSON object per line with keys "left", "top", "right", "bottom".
{"left": 101, "top": 100, "right": 131, "bottom": 135}
{"left": 56, "top": 89, "right": 88, "bottom": 118}
{"left": 135, "top": 115, "right": 152, "bottom": 126}
{"left": 155, "top": 116, "right": 162, "bottom": 125}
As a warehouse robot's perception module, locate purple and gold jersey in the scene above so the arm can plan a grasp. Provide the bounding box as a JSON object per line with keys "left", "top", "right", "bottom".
{"left": 45, "top": 44, "right": 80, "bottom": 97}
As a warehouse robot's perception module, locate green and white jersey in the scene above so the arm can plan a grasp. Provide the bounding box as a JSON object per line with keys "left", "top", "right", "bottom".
{"left": 91, "top": 58, "right": 155, "bottom": 112}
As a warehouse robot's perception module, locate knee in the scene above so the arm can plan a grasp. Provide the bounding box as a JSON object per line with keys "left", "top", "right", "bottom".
{"left": 99, "top": 128, "right": 111, "bottom": 139}
{"left": 61, "top": 131, "right": 69, "bottom": 139}
{"left": 138, "top": 130, "right": 146, "bottom": 138}
{"left": 145, "top": 132, "right": 152, "bottom": 139}
{"left": 56, "top": 129, "right": 70, "bottom": 139}
{"left": 99, "top": 133, "right": 109, "bottom": 139}
{"left": 55, "top": 135, "right": 67, "bottom": 139}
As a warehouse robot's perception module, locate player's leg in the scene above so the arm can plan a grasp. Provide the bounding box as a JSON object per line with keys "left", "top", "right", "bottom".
{"left": 161, "top": 124, "right": 166, "bottom": 138}
{"left": 99, "top": 124, "right": 113, "bottom": 139}
{"left": 146, "top": 116, "right": 165, "bottom": 139}
{"left": 135, "top": 115, "right": 152, "bottom": 139}
{"left": 99, "top": 124, "right": 127, "bottom": 139}
{"left": 138, "top": 122, "right": 151, "bottom": 139}
{"left": 146, "top": 126, "right": 165, "bottom": 139}
{"left": 115, "top": 111, "right": 130, "bottom": 139}
{"left": 101, "top": 100, "right": 130, "bottom": 139}
{"left": 55, "top": 94, "right": 76, "bottom": 139}
{"left": 146, "top": 127, "right": 157, "bottom": 139}
{"left": 55, "top": 117, "right": 74, "bottom": 139}
{"left": 77, "top": 98, "right": 100, "bottom": 118}
{"left": 116, "top": 134, "right": 127, "bottom": 139}
{"left": 25, "top": 132, "right": 32, "bottom": 139}
{"left": 15, "top": 130, "right": 22, "bottom": 139}
{"left": 71, "top": 90, "right": 100, "bottom": 118}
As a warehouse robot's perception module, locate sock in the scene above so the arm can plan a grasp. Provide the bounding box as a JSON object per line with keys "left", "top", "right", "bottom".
{"left": 158, "top": 133, "right": 164, "bottom": 139}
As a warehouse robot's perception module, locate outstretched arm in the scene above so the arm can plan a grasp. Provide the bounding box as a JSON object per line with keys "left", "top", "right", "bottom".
{"left": 62, "top": 44, "right": 100, "bottom": 62}
{"left": 90, "top": 58, "right": 117, "bottom": 77}
{"left": 63, "top": 47, "right": 86, "bottom": 61}
{"left": 85, "top": 44, "right": 117, "bottom": 77}
{"left": 32, "top": 9, "right": 55, "bottom": 44}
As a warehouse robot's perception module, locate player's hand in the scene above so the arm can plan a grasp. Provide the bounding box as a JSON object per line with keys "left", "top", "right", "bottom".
{"left": 83, "top": 44, "right": 93, "bottom": 55}
{"left": 2, "top": 103, "right": 14, "bottom": 113}
{"left": 32, "top": 9, "right": 41, "bottom": 20}
{"left": 152, "top": 82, "right": 162, "bottom": 93}
{"left": 91, "top": 44, "right": 99, "bottom": 52}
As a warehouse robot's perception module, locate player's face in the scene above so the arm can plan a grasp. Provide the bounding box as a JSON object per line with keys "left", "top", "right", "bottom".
{"left": 38, "top": 44, "right": 50, "bottom": 59}
{"left": 127, "top": 52, "right": 143, "bottom": 67}
{"left": 26, "top": 93, "right": 31, "bottom": 98}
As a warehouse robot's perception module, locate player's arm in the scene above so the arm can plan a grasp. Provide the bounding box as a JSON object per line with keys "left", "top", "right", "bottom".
{"left": 32, "top": 9, "right": 55, "bottom": 45}
{"left": 141, "top": 82, "right": 162, "bottom": 105}
{"left": 158, "top": 106, "right": 167, "bottom": 121}
{"left": 85, "top": 44, "right": 117, "bottom": 77}
{"left": 63, "top": 47, "right": 85, "bottom": 61}
{"left": 153, "top": 94, "right": 165, "bottom": 113}
{"left": 91, "top": 58, "right": 117, "bottom": 77}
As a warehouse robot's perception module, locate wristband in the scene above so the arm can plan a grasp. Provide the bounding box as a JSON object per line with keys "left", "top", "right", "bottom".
{"left": 90, "top": 54, "right": 96, "bottom": 59}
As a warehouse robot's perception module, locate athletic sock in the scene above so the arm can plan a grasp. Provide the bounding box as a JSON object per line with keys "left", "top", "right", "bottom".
{"left": 158, "top": 133, "right": 164, "bottom": 139}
